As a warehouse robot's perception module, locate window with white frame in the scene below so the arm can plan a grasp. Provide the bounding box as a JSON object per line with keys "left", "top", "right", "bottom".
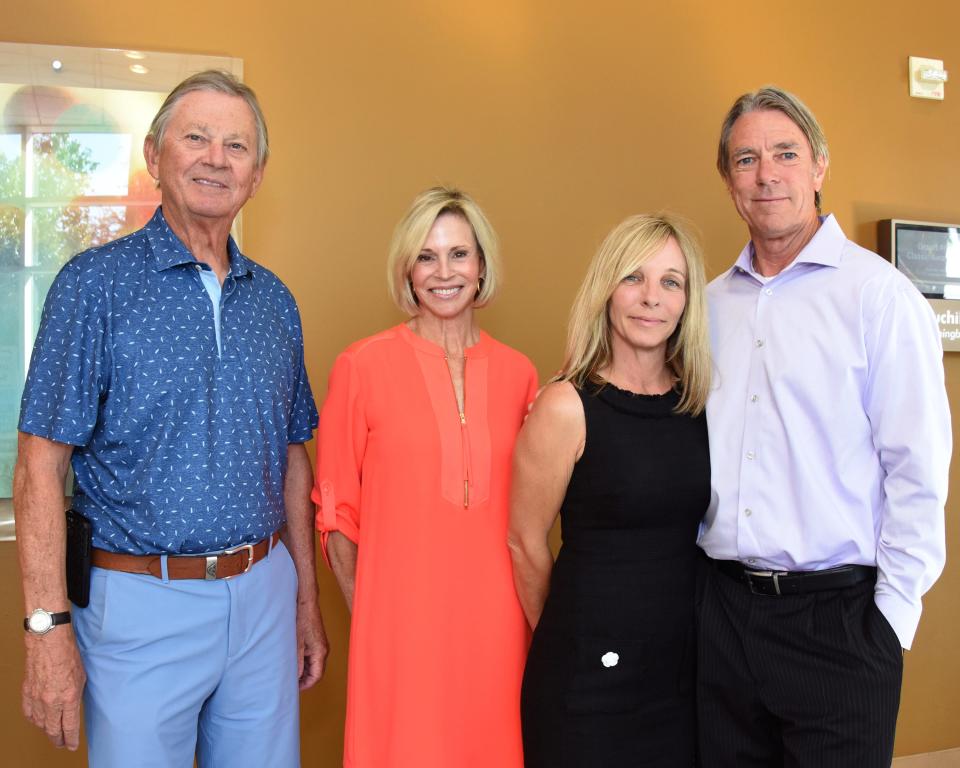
{"left": 0, "top": 44, "right": 242, "bottom": 538}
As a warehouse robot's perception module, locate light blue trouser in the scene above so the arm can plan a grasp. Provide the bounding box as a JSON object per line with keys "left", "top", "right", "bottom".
{"left": 73, "top": 540, "right": 300, "bottom": 767}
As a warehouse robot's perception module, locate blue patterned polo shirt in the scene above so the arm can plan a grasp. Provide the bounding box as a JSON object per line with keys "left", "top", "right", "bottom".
{"left": 19, "top": 207, "right": 318, "bottom": 555}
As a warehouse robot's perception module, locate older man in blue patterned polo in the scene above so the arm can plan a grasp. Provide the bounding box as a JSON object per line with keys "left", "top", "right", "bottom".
{"left": 14, "top": 70, "right": 327, "bottom": 767}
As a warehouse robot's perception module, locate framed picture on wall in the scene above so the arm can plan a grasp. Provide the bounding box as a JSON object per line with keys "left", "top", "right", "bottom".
{"left": 878, "top": 219, "right": 960, "bottom": 352}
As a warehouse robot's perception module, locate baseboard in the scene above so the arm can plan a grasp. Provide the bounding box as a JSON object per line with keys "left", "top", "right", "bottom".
{"left": 893, "top": 748, "right": 960, "bottom": 767}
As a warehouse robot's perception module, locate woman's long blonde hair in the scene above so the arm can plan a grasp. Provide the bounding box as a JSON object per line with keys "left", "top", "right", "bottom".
{"left": 559, "top": 213, "right": 711, "bottom": 415}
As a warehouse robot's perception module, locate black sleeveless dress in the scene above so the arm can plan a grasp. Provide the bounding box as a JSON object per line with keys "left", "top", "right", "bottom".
{"left": 520, "top": 381, "right": 710, "bottom": 767}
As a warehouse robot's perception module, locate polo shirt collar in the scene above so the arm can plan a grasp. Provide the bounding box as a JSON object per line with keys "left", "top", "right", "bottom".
{"left": 729, "top": 214, "right": 844, "bottom": 281}
{"left": 145, "top": 206, "right": 252, "bottom": 278}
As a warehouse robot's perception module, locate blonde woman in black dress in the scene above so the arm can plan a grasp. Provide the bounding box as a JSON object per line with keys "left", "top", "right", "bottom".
{"left": 508, "top": 214, "right": 711, "bottom": 767}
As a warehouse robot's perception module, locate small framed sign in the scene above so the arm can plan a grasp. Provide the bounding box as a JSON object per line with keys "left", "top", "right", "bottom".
{"left": 878, "top": 219, "right": 960, "bottom": 352}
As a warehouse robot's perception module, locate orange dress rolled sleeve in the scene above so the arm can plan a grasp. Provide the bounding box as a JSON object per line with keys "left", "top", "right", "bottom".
{"left": 313, "top": 350, "right": 366, "bottom": 566}
{"left": 313, "top": 323, "right": 538, "bottom": 768}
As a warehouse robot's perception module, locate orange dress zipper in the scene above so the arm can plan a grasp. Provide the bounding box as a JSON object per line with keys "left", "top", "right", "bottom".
{"left": 445, "top": 354, "right": 470, "bottom": 508}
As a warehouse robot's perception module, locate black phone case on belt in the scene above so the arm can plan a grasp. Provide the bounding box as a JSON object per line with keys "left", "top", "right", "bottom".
{"left": 65, "top": 509, "right": 93, "bottom": 608}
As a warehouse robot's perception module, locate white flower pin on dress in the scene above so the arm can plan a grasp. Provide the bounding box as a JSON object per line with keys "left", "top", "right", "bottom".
{"left": 601, "top": 651, "right": 619, "bottom": 668}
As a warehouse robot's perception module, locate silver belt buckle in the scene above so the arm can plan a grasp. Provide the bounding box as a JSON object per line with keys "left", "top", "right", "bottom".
{"left": 745, "top": 569, "right": 791, "bottom": 595}
{"left": 744, "top": 569, "right": 776, "bottom": 595}
{"left": 220, "top": 542, "right": 255, "bottom": 579}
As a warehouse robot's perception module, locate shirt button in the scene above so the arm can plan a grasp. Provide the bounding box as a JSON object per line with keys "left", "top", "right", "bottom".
{"left": 765, "top": 288, "right": 773, "bottom": 296}
{"left": 744, "top": 508, "right": 752, "bottom": 517}
{"left": 750, "top": 394, "right": 759, "bottom": 403}
{"left": 756, "top": 339, "right": 765, "bottom": 348}
{"left": 747, "top": 558, "right": 757, "bottom": 564}
{"left": 746, "top": 451, "right": 755, "bottom": 460}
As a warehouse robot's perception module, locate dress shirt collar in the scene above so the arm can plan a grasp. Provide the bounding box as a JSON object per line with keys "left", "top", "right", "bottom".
{"left": 145, "top": 206, "right": 253, "bottom": 279}
{"left": 728, "top": 214, "right": 845, "bottom": 282}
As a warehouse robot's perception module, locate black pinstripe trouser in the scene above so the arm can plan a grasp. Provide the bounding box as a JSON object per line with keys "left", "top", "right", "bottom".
{"left": 696, "top": 559, "right": 903, "bottom": 768}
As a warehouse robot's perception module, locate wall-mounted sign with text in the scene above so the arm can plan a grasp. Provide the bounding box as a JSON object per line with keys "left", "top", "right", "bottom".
{"left": 878, "top": 219, "right": 960, "bottom": 352}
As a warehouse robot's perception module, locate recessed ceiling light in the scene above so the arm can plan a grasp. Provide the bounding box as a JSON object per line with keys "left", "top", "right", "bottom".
{"left": 125, "top": 50, "right": 146, "bottom": 60}
{"left": 51, "top": 59, "right": 63, "bottom": 72}
{"left": 129, "top": 64, "right": 149, "bottom": 75}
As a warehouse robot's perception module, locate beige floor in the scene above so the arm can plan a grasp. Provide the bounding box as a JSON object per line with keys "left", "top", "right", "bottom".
{"left": 893, "top": 748, "right": 960, "bottom": 767}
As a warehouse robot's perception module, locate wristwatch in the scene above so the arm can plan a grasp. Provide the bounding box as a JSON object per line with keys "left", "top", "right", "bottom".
{"left": 23, "top": 608, "right": 71, "bottom": 635}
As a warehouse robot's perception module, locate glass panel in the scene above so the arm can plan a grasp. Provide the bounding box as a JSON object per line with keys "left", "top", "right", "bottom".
{"left": 0, "top": 206, "right": 23, "bottom": 267}
{"left": 0, "top": 133, "right": 22, "bottom": 197}
{"left": 0, "top": 133, "right": 19, "bottom": 161}
{"left": 31, "top": 132, "right": 133, "bottom": 198}
{"left": 30, "top": 204, "right": 133, "bottom": 268}
{"left": 0, "top": 135, "right": 23, "bottom": 268}
{"left": 0, "top": 42, "right": 243, "bottom": 530}
{"left": 0, "top": 272, "right": 24, "bottom": 497}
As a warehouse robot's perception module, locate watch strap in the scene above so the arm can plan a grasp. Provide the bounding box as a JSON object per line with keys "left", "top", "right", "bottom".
{"left": 23, "top": 610, "right": 72, "bottom": 633}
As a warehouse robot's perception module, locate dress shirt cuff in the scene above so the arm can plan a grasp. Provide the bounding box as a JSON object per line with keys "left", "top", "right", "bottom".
{"left": 874, "top": 590, "right": 920, "bottom": 651}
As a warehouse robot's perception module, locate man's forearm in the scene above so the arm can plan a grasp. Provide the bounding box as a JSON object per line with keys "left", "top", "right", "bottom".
{"left": 14, "top": 433, "right": 73, "bottom": 613}
{"left": 281, "top": 442, "right": 329, "bottom": 689}
{"left": 280, "top": 443, "right": 319, "bottom": 601}
{"left": 14, "top": 432, "right": 86, "bottom": 751}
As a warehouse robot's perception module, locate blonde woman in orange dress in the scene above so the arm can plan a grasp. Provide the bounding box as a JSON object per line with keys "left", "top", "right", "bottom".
{"left": 313, "top": 187, "right": 538, "bottom": 768}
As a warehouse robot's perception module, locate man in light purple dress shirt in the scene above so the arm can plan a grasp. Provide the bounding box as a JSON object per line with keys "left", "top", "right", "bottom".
{"left": 697, "top": 86, "right": 951, "bottom": 767}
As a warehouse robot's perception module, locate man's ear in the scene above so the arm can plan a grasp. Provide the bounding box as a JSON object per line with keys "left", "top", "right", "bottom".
{"left": 812, "top": 155, "right": 828, "bottom": 192}
{"left": 720, "top": 166, "right": 736, "bottom": 200}
{"left": 143, "top": 135, "right": 160, "bottom": 182}
{"left": 249, "top": 160, "right": 266, "bottom": 199}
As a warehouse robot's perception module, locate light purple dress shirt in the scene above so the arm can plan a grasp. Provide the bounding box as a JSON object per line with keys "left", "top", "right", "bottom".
{"left": 700, "top": 214, "right": 951, "bottom": 649}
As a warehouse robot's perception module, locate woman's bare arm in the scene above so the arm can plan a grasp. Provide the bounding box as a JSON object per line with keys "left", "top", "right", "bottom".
{"left": 507, "top": 382, "right": 585, "bottom": 629}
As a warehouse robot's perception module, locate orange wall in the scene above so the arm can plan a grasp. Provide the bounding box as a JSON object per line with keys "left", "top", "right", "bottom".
{"left": 3, "top": 1, "right": 959, "bottom": 764}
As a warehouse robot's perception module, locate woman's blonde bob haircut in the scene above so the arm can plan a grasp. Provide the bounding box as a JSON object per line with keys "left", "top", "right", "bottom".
{"left": 558, "top": 213, "right": 711, "bottom": 415}
{"left": 387, "top": 187, "right": 501, "bottom": 316}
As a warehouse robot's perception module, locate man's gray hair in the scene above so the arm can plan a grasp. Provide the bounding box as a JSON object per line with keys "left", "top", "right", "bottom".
{"left": 147, "top": 70, "right": 269, "bottom": 167}
{"left": 716, "top": 86, "right": 829, "bottom": 213}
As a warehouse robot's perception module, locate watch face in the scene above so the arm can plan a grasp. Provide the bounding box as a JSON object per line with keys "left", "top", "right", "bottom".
{"left": 28, "top": 611, "right": 53, "bottom": 634}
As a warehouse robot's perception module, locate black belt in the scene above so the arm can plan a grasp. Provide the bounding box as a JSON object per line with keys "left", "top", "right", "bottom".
{"left": 714, "top": 559, "right": 876, "bottom": 596}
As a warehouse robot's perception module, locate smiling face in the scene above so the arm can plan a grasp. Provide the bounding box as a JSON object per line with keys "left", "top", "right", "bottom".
{"left": 144, "top": 89, "right": 264, "bottom": 228}
{"left": 409, "top": 212, "right": 483, "bottom": 322}
{"left": 608, "top": 236, "right": 687, "bottom": 358}
{"left": 724, "top": 108, "right": 826, "bottom": 245}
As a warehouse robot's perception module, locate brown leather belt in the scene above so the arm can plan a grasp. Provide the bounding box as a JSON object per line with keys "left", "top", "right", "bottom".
{"left": 92, "top": 530, "right": 282, "bottom": 580}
